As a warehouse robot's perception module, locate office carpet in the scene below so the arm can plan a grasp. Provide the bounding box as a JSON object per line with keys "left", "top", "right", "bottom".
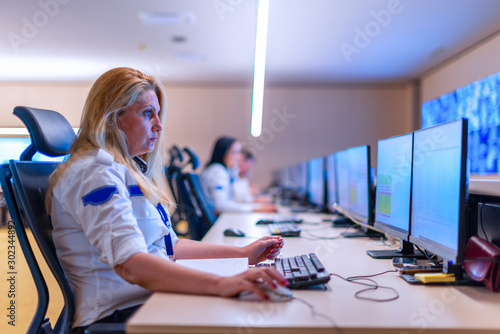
{"left": 0, "top": 226, "right": 63, "bottom": 334}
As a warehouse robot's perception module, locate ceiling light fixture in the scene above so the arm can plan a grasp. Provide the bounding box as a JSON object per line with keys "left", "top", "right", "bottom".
{"left": 137, "top": 11, "right": 197, "bottom": 26}
{"left": 250, "top": 0, "right": 270, "bottom": 138}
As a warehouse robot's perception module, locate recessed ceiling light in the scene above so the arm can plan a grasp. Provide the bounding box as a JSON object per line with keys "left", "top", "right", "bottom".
{"left": 137, "top": 11, "right": 197, "bottom": 26}
{"left": 172, "top": 36, "right": 187, "bottom": 43}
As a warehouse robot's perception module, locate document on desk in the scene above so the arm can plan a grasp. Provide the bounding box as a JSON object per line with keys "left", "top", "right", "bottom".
{"left": 175, "top": 257, "right": 249, "bottom": 276}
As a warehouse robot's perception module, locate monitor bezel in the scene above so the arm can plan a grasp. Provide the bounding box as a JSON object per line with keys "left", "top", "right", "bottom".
{"left": 325, "top": 153, "right": 337, "bottom": 208}
{"left": 341, "top": 145, "right": 372, "bottom": 225}
{"left": 408, "top": 118, "right": 468, "bottom": 265}
{"left": 373, "top": 133, "right": 414, "bottom": 241}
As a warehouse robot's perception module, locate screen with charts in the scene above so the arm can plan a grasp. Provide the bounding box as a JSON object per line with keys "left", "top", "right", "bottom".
{"left": 326, "top": 154, "right": 336, "bottom": 207}
{"left": 307, "top": 157, "right": 324, "bottom": 207}
{"left": 374, "top": 133, "right": 413, "bottom": 239}
{"left": 409, "top": 119, "right": 468, "bottom": 264}
{"left": 347, "top": 145, "right": 370, "bottom": 223}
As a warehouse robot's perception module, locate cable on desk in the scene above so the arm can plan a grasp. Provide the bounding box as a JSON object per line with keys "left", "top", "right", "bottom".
{"left": 330, "top": 270, "right": 399, "bottom": 302}
{"left": 301, "top": 230, "right": 342, "bottom": 240}
{"left": 414, "top": 245, "right": 441, "bottom": 266}
{"left": 291, "top": 296, "right": 344, "bottom": 334}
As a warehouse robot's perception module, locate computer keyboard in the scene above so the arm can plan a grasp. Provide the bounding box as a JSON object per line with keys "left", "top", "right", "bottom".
{"left": 256, "top": 215, "right": 303, "bottom": 225}
{"left": 268, "top": 222, "right": 301, "bottom": 237}
{"left": 274, "top": 253, "right": 330, "bottom": 288}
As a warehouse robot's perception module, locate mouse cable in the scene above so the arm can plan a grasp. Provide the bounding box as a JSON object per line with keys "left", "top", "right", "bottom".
{"left": 291, "top": 296, "right": 344, "bottom": 334}
{"left": 301, "top": 230, "right": 341, "bottom": 240}
{"left": 330, "top": 270, "right": 399, "bottom": 302}
{"left": 299, "top": 221, "right": 323, "bottom": 225}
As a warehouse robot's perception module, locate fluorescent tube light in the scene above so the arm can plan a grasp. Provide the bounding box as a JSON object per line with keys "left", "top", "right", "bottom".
{"left": 250, "top": 0, "right": 270, "bottom": 138}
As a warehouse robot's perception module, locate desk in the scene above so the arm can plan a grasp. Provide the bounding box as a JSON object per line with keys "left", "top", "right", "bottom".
{"left": 127, "top": 211, "right": 500, "bottom": 334}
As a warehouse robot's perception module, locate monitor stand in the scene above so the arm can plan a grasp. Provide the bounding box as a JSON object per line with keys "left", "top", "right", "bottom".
{"left": 399, "top": 263, "right": 484, "bottom": 286}
{"left": 342, "top": 226, "right": 383, "bottom": 238}
{"left": 366, "top": 240, "right": 426, "bottom": 259}
{"left": 331, "top": 216, "right": 354, "bottom": 228}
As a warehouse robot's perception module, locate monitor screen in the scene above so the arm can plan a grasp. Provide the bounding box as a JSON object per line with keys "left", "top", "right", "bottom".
{"left": 291, "top": 161, "right": 308, "bottom": 200}
{"left": 326, "top": 153, "right": 337, "bottom": 207}
{"left": 335, "top": 150, "right": 350, "bottom": 211}
{"left": 0, "top": 136, "right": 65, "bottom": 164}
{"left": 374, "top": 133, "right": 413, "bottom": 240}
{"left": 409, "top": 119, "right": 468, "bottom": 265}
{"left": 346, "top": 145, "right": 371, "bottom": 223}
{"left": 307, "top": 157, "right": 325, "bottom": 207}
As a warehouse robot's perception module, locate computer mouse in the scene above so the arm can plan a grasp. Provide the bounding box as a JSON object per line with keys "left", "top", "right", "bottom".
{"left": 223, "top": 228, "right": 246, "bottom": 237}
{"left": 256, "top": 219, "right": 273, "bottom": 225}
{"left": 238, "top": 282, "right": 292, "bottom": 302}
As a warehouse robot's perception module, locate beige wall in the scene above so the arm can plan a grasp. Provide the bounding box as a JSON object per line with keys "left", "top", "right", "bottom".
{"left": 0, "top": 82, "right": 415, "bottom": 186}
{"left": 421, "top": 31, "right": 500, "bottom": 103}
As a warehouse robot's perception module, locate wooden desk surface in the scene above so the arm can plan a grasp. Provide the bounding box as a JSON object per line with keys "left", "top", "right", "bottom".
{"left": 127, "top": 211, "right": 500, "bottom": 334}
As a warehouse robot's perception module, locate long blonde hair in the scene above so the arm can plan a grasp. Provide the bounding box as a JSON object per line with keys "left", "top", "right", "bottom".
{"left": 46, "top": 67, "right": 171, "bottom": 209}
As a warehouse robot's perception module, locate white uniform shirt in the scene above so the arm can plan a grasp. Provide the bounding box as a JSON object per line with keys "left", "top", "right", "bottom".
{"left": 51, "top": 149, "right": 178, "bottom": 327}
{"left": 200, "top": 163, "right": 253, "bottom": 213}
{"left": 232, "top": 176, "right": 254, "bottom": 203}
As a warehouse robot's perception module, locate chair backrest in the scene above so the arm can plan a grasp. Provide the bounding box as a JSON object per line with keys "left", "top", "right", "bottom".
{"left": 174, "top": 172, "right": 210, "bottom": 240}
{"left": 0, "top": 164, "right": 51, "bottom": 334}
{"left": 10, "top": 161, "right": 74, "bottom": 333}
{"left": 185, "top": 173, "right": 217, "bottom": 227}
{"left": 5, "top": 106, "right": 76, "bottom": 333}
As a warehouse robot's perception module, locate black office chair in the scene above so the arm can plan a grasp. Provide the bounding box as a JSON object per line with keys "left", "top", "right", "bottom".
{"left": 184, "top": 173, "right": 217, "bottom": 228}
{"left": 2, "top": 106, "right": 124, "bottom": 334}
{"left": 174, "top": 147, "right": 217, "bottom": 240}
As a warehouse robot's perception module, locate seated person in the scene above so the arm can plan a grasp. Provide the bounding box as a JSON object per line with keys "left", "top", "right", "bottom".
{"left": 233, "top": 148, "right": 272, "bottom": 204}
{"left": 201, "top": 137, "right": 276, "bottom": 214}
{"left": 46, "top": 67, "right": 286, "bottom": 331}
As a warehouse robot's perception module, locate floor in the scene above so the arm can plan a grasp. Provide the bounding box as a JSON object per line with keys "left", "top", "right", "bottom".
{"left": 0, "top": 225, "right": 64, "bottom": 334}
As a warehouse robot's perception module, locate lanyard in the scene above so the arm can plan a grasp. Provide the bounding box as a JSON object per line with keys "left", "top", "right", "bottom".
{"left": 155, "top": 204, "right": 175, "bottom": 262}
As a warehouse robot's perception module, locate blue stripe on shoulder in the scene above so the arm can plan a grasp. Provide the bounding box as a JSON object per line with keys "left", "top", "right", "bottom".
{"left": 128, "top": 185, "right": 143, "bottom": 197}
{"left": 82, "top": 186, "right": 118, "bottom": 206}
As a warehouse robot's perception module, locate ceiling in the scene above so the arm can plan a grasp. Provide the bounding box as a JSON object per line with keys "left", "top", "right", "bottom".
{"left": 2, "top": 0, "right": 500, "bottom": 84}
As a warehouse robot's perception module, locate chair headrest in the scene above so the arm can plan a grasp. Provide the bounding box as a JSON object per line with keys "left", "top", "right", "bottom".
{"left": 183, "top": 147, "right": 200, "bottom": 170}
{"left": 13, "top": 106, "right": 76, "bottom": 161}
{"left": 169, "top": 145, "right": 183, "bottom": 164}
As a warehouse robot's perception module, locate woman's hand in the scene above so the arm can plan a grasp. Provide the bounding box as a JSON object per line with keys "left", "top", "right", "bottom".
{"left": 215, "top": 267, "right": 287, "bottom": 299}
{"left": 242, "top": 236, "right": 284, "bottom": 265}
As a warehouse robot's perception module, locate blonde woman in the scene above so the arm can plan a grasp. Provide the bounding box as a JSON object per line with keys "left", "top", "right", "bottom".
{"left": 47, "top": 67, "right": 286, "bottom": 331}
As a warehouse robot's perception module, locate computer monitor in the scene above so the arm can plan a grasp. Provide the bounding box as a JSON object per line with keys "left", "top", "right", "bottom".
{"left": 335, "top": 145, "right": 380, "bottom": 237}
{"left": 326, "top": 153, "right": 337, "bottom": 209}
{"left": 367, "top": 133, "right": 424, "bottom": 259}
{"left": 307, "top": 157, "right": 325, "bottom": 208}
{"left": 409, "top": 118, "right": 469, "bottom": 274}
{"left": 335, "top": 150, "right": 350, "bottom": 210}
{"left": 346, "top": 146, "right": 371, "bottom": 222}
{"left": 0, "top": 136, "right": 65, "bottom": 164}
{"left": 292, "top": 161, "right": 308, "bottom": 201}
